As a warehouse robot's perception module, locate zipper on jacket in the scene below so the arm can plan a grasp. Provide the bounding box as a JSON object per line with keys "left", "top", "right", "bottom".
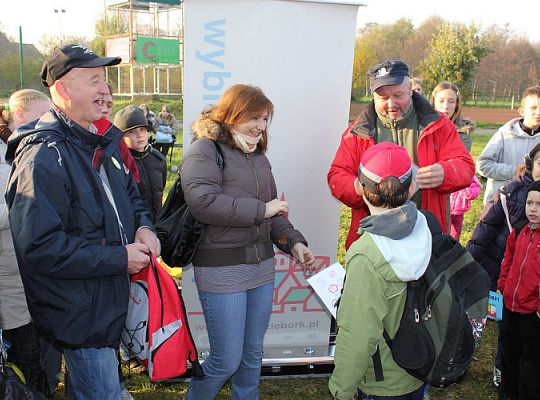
{"left": 246, "top": 153, "right": 260, "bottom": 197}
{"left": 246, "top": 153, "right": 261, "bottom": 263}
{"left": 391, "top": 119, "right": 398, "bottom": 145}
{"left": 511, "top": 229, "right": 535, "bottom": 310}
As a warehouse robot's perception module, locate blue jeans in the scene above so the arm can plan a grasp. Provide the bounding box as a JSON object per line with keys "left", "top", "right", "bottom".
{"left": 185, "top": 282, "right": 274, "bottom": 400}
{"left": 63, "top": 346, "right": 121, "bottom": 400}
{"left": 357, "top": 384, "right": 427, "bottom": 400}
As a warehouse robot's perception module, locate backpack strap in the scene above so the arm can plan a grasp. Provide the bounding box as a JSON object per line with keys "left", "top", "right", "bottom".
{"left": 419, "top": 209, "right": 442, "bottom": 235}
{"left": 371, "top": 344, "right": 385, "bottom": 382}
{"left": 213, "top": 140, "right": 224, "bottom": 170}
{"left": 371, "top": 330, "right": 394, "bottom": 382}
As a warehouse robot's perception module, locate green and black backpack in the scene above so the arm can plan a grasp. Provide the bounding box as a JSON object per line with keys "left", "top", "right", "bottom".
{"left": 372, "top": 210, "right": 490, "bottom": 388}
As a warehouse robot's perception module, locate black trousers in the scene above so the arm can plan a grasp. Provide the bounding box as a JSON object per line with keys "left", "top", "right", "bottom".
{"left": 154, "top": 142, "right": 173, "bottom": 157}
{"left": 500, "top": 306, "right": 540, "bottom": 400}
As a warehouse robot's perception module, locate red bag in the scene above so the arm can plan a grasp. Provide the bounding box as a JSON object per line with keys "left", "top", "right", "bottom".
{"left": 121, "top": 254, "right": 203, "bottom": 381}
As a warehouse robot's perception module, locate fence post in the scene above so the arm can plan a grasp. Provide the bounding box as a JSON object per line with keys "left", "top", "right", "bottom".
{"left": 18, "top": 26, "right": 24, "bottom": 89}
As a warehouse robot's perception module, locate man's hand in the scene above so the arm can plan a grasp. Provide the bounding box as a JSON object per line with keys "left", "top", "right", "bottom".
{"left": 125, "top": 243, "right": 151, "bottom": 275}
{"left": 135, "top": 227, "right": 161, "bottom": 257}
{"left": 416, "top": 163, "right": 445, "bottom": 189}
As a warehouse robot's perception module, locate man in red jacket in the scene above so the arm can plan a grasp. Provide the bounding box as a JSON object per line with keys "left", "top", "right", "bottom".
{"left": 328, "top": 60, "right": 475, "bottom": 249}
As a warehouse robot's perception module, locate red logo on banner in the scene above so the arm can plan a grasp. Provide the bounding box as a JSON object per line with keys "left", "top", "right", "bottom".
{"left": 142, "top": 41, "right": 157, "bottom": 60}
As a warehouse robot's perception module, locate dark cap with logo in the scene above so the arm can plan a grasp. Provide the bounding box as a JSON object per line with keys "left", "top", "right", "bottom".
{"left": 367, "top": 60, "right": 410, "bottom": 93}
{"left": 40, "top": 44, "right": 121, "bottom": 87}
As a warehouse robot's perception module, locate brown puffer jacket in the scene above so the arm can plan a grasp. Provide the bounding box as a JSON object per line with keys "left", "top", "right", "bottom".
{"left": 180, "top": 117, "right": 306, "bottom": 267}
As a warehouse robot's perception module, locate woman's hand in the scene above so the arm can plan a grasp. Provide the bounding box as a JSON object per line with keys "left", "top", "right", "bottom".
{"left": 291, "top": 242, "right": 315, "bottom": 272}
{"left": 265, "top": 199, "right": 288, "bottom": 218}
{"left": 536, "top": 311, "right": 540, "bottom": 319}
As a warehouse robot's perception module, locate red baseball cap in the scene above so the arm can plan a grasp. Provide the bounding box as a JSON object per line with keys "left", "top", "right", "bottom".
{"left": 358, "top": 142, "right": 413, "bottom": 194}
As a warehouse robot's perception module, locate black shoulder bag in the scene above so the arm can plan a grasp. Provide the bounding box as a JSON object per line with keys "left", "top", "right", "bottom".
{"left": 155, "top": 141, "right": 224, "bottom": 267}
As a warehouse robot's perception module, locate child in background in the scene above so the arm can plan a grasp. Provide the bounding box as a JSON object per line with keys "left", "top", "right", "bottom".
{"left": 449, "top": 176, "right": 481, "bottom": 240}
{"left": 411, "top": 77, "right": 425, "bottom": 97}
{"left": 477, "top": 86, "right": 540, "bottom": 205}
{"left": 115, "top": 105, "right": 167, "bottom": 222}
{"left": 432, "top": 81, "right": 478, "bottom": 240}
{"left": 155, "top": 104, "right": 180, "bottom": 157}
{"left": 497, "top": 180, "right": 540, "bottom": 400}
{"left": 140, "top": 103, "right": 157, "bottom": 133}
{"left": 431, "top": 81, "right": 475, "bottom": 152}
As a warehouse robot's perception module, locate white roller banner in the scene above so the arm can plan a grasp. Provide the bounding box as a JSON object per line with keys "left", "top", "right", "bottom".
{"left": 183, "top": 0, "right": 360, "bottom": 361}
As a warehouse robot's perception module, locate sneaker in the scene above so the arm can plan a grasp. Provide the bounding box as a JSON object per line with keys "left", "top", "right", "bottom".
{"left": 493, "top": 366, "right": 502, "bottom": 389}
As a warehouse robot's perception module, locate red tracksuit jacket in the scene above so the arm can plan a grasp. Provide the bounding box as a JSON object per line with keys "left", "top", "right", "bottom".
{"left": 498, "top": 224, "right": 540, "bottom": 314}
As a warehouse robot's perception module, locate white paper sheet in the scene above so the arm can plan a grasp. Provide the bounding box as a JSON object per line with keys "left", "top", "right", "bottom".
{"left": 307, "top": 262, "right": 345, "bottom": 318}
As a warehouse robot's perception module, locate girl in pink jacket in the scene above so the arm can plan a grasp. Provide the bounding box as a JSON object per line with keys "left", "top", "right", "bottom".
{"left": 450, "top": 175, "right": 481, "bottom": 240}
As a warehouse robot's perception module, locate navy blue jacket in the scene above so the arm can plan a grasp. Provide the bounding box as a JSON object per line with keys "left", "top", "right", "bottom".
{"left": 5, "top": 107, "right": 153, "bottom": 348}
{"left": 467, "top": 173, "right": 532, "bottom": 290}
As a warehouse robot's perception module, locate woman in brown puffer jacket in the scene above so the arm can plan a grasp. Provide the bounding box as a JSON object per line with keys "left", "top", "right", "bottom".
{"left": 181, "top": 84, "right": 315, "bottom": 400}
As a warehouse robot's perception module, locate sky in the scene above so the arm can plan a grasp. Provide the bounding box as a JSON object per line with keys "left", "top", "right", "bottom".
{"left": 1, "top": 0, "right": 539, "bottom": 50}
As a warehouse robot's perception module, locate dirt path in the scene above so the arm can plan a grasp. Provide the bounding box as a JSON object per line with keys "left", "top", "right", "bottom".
{"left": 349, "top": 103, "right": 519, "bottom": 124}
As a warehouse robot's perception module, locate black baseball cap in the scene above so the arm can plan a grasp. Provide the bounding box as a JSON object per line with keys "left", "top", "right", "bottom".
{"left": 41, "top": 44, "right": 121, "bottom": 87}
{"left": 367, "top": 60, "right": 410, "bottom": 93}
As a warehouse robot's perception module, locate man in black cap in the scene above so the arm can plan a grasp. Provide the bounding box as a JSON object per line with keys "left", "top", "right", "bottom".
{"left": 328, "top": 59, "right": 475, "bottom": 250}
{"left": 6, "top": 44, "right": 159, "bottom": 399}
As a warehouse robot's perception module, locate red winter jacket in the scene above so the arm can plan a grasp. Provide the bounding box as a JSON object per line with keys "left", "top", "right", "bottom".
{"left": 328, "top": 93, "right": 475, "bottom": 249}
{"left": 498, "top": 225, "right": 540, "bottom": 314}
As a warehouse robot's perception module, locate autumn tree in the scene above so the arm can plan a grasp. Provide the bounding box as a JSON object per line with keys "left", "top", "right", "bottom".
{"left": 352, "top": 19, "right": 414, "bottom": 98}
{"left": 403, "top": 16, "right": 445, "bottom": 76}
{"left": 419, "top": 22, "right": 491, "bottom": 99}
{"left": 476, "top": 25, "right": 539, "bottom": 102}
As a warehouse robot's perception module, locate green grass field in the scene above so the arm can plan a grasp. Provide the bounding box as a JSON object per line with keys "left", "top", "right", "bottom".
{"left": 53, "top": 126, "right": 498, "bottom": 399}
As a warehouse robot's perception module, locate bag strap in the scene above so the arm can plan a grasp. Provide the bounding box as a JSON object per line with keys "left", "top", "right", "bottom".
{"left": 419, "top": 209, "right": 442, "bottom": 235}
{"left": 213, "top": 140, "right": 224, "bottom": 170}
{"left": 371, "top": 344, "right": 384, "bottom": 382}
{"left": 149, "top": 255, "right": 165, "bottom": 327}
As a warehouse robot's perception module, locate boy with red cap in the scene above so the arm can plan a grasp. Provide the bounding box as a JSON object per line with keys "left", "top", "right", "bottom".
{"left": 329, "top": 142, "right": 431, "bottom": 400}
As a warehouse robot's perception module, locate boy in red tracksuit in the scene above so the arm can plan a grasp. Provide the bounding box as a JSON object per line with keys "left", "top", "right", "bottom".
{"left": 497, "top": 180, "right": 540, "bottom": 400}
